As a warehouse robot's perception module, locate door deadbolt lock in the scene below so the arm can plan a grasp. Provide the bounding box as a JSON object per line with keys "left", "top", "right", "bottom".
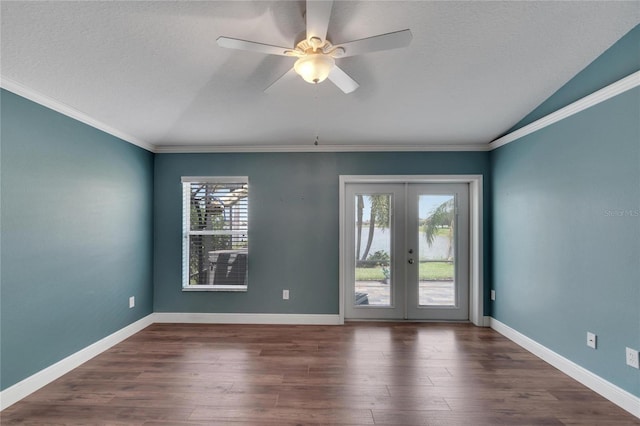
{"left": 408, "top": 258, "right": 414, "bottom": 264}
{"left": 408, "top": 249, "right": 413, "bottom": 254}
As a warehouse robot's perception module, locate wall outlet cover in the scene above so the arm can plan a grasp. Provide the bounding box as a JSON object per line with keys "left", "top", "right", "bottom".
{"left": 626, "top": 347, "right": 639, "bottom": 369}
{"left": 283, "top": 289, "right": 289, "bottom": 300}
{"left": 490, "top": 290, "right": 496, "bottom": 301}
{"left": 586, "top": 332, "right": 596, "bottom": 349}
{"left": 129, "top": 296, "right": 135, "bottom": 309}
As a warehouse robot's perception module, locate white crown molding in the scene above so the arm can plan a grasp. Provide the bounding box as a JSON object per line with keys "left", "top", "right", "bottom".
{"left": 1, "top": 77, "right": 487, "bottom": 153}
{"left": 0, "top": 77, "right": 155, "bottom": 153}
{"left": 153, "top": 312, "right": 341, "bottom": 325}
{"left": 153, "top": 143, "right": 490, "bottom": 153}
{"left": 0, "top": 314, "right": 154, "bottom": 411}
{"left": 5, "top": 70, "right": 637, "bottom": 154}
{"left": 490, "top": 70, "right": 640, "bottom": 150}
{"left": 490, "top": 318, "right": 640, "bottom": 419}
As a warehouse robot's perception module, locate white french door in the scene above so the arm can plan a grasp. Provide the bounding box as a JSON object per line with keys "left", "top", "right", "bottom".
{"left": 344, "top": 182, "right": 469, "bottom": 320}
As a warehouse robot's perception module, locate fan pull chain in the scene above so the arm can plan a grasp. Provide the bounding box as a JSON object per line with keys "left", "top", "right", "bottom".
{"left": 313, "top": 83, "right": 320, "bottom": 146}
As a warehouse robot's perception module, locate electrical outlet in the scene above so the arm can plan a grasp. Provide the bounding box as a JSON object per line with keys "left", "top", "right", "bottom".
{"left": 129, "top": 296, "right": 135, "bottom": 309}
{"left": 626, "top": 347, "right": 639, "bottom": 369}
{"left": 490, "top": 290, "right": 496, "bottom": 301}
{"left": 586, "top": 332, "right": 596, "bottom": 349}
{"left": 283, "top": 289, "right": 289, "bottom": 300}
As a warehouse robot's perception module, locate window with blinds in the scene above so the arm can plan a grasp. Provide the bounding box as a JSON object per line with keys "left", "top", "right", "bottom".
{"left": 182, "top": 177, "right": 248, "bottom": 291}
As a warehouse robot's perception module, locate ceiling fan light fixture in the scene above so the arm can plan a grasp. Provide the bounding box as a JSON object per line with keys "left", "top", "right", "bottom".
{"left": 294, "top": 53, "right": 335, "bottom": 84}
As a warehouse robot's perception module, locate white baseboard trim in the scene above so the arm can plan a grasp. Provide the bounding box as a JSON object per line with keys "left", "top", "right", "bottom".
{"left": 0, "top": 314, "right": 155, "bottom": 411}
{"left": 490, "top": 317, "right": 640, "bottom": 419}
{"left": 0, "top": 312, "right": 340, "bottom": 410}
{"left": 152, "top": 312, "right": 341, "bottom": 325}
{"left": 482, "top": 316, "right": 492, "bottom": 327}
{"left": 8, "top": 314, "right": 634, "bottom": 416}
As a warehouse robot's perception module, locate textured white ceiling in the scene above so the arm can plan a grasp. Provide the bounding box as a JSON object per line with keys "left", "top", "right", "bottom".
{"left": 1, "top": 1, "right": 638, "bottom": 152}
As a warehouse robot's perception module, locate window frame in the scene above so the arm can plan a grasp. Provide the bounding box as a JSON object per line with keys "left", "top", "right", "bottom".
{"left": 181, "top": 176, "right": 249, "bottom": 292}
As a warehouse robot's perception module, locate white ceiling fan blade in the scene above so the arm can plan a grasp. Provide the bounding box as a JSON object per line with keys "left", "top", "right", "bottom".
{"left": 328, "top": 66, "right": 359, "bottom": 94}
{"left": 264, "top": 68, "right": 298, "bottom": 93}
{"left": 306, "top": 0, "right": 333, "bottom": 43}
{"left": 217, "top": 36, "right": 290, "bottom": 56}
{"left": 336, "top": 29, "right": 412, "bottom": 58}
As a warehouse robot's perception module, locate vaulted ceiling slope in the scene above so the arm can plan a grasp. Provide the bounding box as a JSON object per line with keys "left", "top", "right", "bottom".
{"left": 1, "top": 1, "right": 638, "bottom": 152}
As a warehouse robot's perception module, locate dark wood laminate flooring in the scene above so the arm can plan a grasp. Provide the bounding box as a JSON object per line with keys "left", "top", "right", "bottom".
{"left": 2, "top": 323, "right": 638, "bottom": 425}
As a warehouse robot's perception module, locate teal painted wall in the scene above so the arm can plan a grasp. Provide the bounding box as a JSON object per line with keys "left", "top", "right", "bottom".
{"left": 508, "top": 24, "right": 640, "bottom": 133}
{"left": 0, "top": 89, "right": 155, "bottom": 390}
{"left": 153, "top": 152, "right": 491, "bottom": 314}
{"left": 491, "top": 87, "right": 640, "bottom": 396}
{"left": 492, "top": 25, "right": 640, "bottom": 397}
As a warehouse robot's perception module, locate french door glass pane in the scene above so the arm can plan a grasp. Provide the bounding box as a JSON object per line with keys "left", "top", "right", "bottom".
{"left": 418, "top": 194, "right": 455, "bottom": 306}
{"left": 354, "top": 194, "right": 392, "bottom": 307}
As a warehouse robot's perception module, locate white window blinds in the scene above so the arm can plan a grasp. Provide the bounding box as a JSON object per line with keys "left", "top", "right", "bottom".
{"left": 182, "top": 177, "right": 248, "bottom": 290}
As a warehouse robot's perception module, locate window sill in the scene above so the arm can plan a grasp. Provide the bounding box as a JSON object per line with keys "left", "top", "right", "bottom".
{"left": 182, "top": 285, "right": 248, "bottom": 292}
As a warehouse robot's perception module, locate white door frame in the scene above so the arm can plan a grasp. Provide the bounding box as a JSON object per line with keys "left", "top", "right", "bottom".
{"left": 339, "top": 175, "right": 486, "bottom": 326}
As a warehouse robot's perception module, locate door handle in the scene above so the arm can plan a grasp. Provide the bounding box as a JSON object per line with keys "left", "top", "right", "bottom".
{"left": 408, "top": 258, "right": 414, "bottom": 264}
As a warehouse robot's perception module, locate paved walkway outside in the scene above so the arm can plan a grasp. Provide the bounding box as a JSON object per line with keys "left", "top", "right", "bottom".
{"left": 355, "top": 280, "right": 454, "bottom": 306}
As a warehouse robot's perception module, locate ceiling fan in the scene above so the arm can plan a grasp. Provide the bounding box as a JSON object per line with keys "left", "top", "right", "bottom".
{"left": 216, "top": 0, "right": 412, "bottom": 94}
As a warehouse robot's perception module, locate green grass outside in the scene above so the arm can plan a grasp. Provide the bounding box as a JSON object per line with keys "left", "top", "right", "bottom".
{"left": 355, "top": 261, "right": 454, "bottom": 281}
{"left": 434, "top": 227, "right": 451, "bottom": 237}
